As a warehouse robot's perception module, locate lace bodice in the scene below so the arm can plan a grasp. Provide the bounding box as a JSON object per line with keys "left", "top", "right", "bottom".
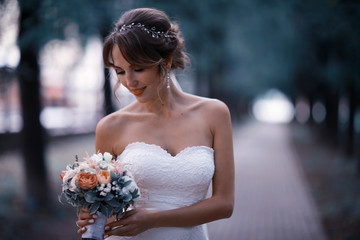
{"left": 118, "top": 142, "right": 214, "bottom": 210}
{"left": 107, "top": 142, "right": 214, "bottom": 240}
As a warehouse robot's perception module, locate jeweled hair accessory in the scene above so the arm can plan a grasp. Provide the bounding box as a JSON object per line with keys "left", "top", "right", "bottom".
{"left": 119, "top": 22, "right": 174, "bottom": 39}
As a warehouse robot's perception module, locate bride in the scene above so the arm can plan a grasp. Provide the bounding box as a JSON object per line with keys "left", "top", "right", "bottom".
{"left": 76, "top": 7, "right": 234, "bottom": 240}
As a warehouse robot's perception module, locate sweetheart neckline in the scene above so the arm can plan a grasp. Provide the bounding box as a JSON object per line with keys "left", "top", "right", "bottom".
{"left": 120, "top": 141, "right": 214, "bottom": 158}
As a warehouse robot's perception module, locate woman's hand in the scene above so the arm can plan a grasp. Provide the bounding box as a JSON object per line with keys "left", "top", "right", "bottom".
{"left": 76, "top": 207, "right": 97, "bottom": 235}
{"left": 104, "top": 209, "right": 154, "bottom": 237}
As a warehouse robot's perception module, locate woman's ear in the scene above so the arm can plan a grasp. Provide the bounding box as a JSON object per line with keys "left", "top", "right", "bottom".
{"left": 165, "top": 56, "right": 173, "bottom": 69}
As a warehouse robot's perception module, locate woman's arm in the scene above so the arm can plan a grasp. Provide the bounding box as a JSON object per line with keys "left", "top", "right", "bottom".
{"left": 94, "top": 114, "right": 120, "bottom": 155}
{"left": 105, "top": 100, "right": 235, "bottom": 237}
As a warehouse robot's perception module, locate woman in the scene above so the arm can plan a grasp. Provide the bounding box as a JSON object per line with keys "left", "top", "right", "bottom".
{"left": 76, "top": 7, "right": 234, "bottom": 240}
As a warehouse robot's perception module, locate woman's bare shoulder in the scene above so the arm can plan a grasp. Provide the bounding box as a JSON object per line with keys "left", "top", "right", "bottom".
{"left": 95, "top": 107, "right": 135, "bottom": 137}
{"left": 95, "top": 106, "right": 138, "bottom": 153}
{"left": 185, "top": 94, "right": 230, "bottom": 115}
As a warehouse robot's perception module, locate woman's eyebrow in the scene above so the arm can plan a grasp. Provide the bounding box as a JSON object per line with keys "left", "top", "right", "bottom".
{"left": 113, "top": 65, "right": 123, "bottom": 70}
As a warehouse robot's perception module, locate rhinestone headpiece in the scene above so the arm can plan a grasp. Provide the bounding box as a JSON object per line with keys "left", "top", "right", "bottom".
{"left": 119, "top": 22, "right": 174, "bottom": 39}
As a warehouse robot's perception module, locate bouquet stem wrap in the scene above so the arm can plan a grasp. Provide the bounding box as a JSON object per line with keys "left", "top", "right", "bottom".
{"left": 81, "top": 211, "right": 107, "bottom": 240}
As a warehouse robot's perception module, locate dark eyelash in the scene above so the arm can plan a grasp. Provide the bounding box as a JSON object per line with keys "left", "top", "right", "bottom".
{"left": 116, "top": 68, "right": 143, "bottom": 75}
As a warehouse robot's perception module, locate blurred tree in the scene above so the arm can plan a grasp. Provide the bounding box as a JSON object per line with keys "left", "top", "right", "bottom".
{"left": 292, "top": 0, "right": 359, "bottom": 145}
{"left": 17, "top": 0, "right": 49, "bottom": 209}
{"left": 16, "top": 0, "right": 133, "bottom": 208}
{"left": 290, "top": 0, "right": 360, "bottom": 171}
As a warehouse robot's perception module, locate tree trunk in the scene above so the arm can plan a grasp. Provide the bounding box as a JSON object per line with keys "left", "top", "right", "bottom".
{"left": 18, "top": 0, "right": 49, "bottom": 210}
{"left": 356, "top": 86, "right": 360, "bottom": 175}
{"left": 324, "top": 90, "right": 339, "bottom": 146}
{"left": 306, "top": 92, "right": 315, "bottom": 126}
{"left": 103, "top": 68, "right": 115, "bottom": 115}
{"left": 346, "top": 81, "right": 355, "bottom": 157}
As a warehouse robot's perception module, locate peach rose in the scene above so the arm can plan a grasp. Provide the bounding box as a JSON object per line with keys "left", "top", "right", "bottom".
{"left": 77, "top": 171, "right": 97, "bottom": 190}
{"left": 97, "top": 170, "right": 111, "bottom": 185}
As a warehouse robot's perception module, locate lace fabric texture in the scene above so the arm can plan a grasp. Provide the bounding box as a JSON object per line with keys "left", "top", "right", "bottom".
{"left": 107, "top": 142, "right": 215, "bottom": 240}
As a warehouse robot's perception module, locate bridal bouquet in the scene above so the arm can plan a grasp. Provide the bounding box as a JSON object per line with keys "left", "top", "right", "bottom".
{"left": 59, "top": 152, "right": 140, "bottom": 240}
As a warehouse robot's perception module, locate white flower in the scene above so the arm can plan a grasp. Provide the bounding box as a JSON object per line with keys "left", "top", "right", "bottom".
{"left": 68, "top": 177, "right": 78, "bottom": 192}
{"left": 78, "top": 162, "right": 90, "bottom": 170}
{"left": 66, "top": 165, "right": 73, "bottom": 171}
{"left": 98, "top": 161, "right": 110, "bottom": 170}
{"left": 125, "top": 171, "right": 134, "bottom": 179}
{"left": 91, "top": 153, "right": 103, "bottom": 163}
{"left": 122, "top": 176, "right": 139, "bottom": 195}
{"left": 103, "top": 152, "right": 113, "bottom": 162}
{"left": 63, "top": 169, "right": 77, "bottom": 184}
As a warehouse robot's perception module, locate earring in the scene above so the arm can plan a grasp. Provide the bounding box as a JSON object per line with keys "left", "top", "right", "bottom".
{"left": 167, "top": 69, "right": 171, "bottom": 89}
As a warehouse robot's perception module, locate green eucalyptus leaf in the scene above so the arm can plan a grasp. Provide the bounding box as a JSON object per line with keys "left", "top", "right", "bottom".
{"left": 100, "top": 203, "right": 112, "bottom": 218}
{"left": 107, "top": 199, "right": 121, "bottom": 207}
{"left": 110, "top": 171, "right": 119, "bottom": 181}
{"left": 123, "top": 180, "right": 131, "bottom": 187}
{"left": 89, "top": 202, "right": 100, "bottom": 214}
{"left": 105, "top": 193, "right": 114, "bottom": 201}
{"left": 84, "top": 191, "right": 97, "bottom": 203}
{"left": 131, "top": 189, "right": 138, "bottom": 197}
{"left": 83, "top": 202, "right": 91, "bottom": 209}
{"left": 114, "top": 206, "right": 123, "bottom": 214}
{"left": 123, "top": 194, "right": 132, "bottom": 202}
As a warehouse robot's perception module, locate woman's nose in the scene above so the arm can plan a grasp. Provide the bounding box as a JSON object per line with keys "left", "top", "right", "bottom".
{"left": 125, "top": 72, "right": 136, "bottom": 87}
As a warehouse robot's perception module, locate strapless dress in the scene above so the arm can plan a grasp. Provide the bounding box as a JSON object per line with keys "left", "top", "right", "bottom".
{"left": 106, "top": 142, "right": 215, "bottom": 240}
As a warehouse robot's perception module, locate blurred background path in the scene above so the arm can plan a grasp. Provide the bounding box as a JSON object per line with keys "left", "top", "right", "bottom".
{"left": 208, "top": 120, "right": 328, "bottom": 240}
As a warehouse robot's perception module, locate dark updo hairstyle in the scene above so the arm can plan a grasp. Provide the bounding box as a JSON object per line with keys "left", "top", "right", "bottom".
{"left": 103, "top": 8, "right": 189, "bottom": 78}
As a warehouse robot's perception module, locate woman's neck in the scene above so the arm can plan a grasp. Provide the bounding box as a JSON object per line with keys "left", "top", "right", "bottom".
{"left": 140, "top": 80, "right": 182, "bottom": 118}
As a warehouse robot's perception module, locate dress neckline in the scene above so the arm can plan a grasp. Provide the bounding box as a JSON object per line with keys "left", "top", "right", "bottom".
{"left": 121, "top": 141, "right": 214, "bottom": 158}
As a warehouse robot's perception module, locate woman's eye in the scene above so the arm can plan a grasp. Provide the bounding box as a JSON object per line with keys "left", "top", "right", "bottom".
{"left": 116, "top": 70, "right": 125, "bottom": 75}
{"left": 134, "top": 69, "right": 143, "bottom": 72}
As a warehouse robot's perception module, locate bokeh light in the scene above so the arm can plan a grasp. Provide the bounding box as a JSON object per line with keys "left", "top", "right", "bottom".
{"left": 312, "top": 101, "right": 327, "bottom": 124}
{"left": 295, "top": 97, "right": 310, "bottom": 124}
{"left": 252, "top": 89, "right": 294, "bottom": 124}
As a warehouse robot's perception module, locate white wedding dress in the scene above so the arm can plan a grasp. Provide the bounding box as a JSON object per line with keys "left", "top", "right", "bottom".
{"left": 106, "top": 141, "right": 215, "bottom": 240}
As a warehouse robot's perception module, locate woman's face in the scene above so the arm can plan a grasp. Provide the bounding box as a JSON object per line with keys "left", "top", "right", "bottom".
{"left": 111, "top": 45, "right": 163, "bottom": 102}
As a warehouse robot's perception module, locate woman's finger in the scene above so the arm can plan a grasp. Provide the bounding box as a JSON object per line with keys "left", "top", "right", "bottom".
{"left": 104, "top": 224, "right": 132, "bottom": 238}
{"left": 76, "top": 218, "right": 95, "bottom": 228}
{"left": 123, "top": 209, "right": 137, "bottom": 218}
{"left": 79, "top": 206, "right": 90, "bottom": 214}
{"left": 106, "top": 216, "right": 132, "bottom": 230}
{"left": 79, "top": 210, "right": 95, "bottom": 220}
{"left": 77, "top": 226, "right": 87, "bottom": 234}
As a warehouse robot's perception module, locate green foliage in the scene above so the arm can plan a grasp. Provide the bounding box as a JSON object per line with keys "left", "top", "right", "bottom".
{"left": 143, "top": 0, "right": 360, "bottom": 100}
{"left": 17, "top": 0, "right": 127, "bottom": 50}
{"left": 15, "top": 0, "right": 360, "bottom": 105}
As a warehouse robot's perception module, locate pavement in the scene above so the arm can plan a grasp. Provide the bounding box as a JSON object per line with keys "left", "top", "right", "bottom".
{"left": 207, "top": 120, "right": 328, "bottom": 240}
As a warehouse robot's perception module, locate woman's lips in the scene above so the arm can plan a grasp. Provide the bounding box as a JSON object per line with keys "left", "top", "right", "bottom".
{"left": 131, "top": 87, "right": 146, "bottom": 96}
